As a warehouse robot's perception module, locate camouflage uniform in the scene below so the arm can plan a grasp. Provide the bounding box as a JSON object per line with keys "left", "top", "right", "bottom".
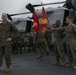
{"left": 11, "top": 40, "right": 17, "bottom": 53}
{"left": 58, "top": 24, "right": 76, "bottom": 64}
{"left": 0, "top": 21, "right": 19, "bottom": 67}
{"left": 54, "top": 26, "right": 65, "bottom": 63}
{"left": 64, "top": 24, "right": 76, "bottom": 63}
{"left": 36, "top": 31, "right": 46, "bottom": 59}
{"left": 17, "top": 36, "right": 24, "bottom": 54}
{"left": 44, "top": 28, "right": 52, "bottom": 54}
{"left": 62, "top": 37, "right": 67, "bottom": 53}
{"left": 28, "top": 36, "right": 34, "bottom": 52}
{"left": 12, "top": 37, "right": 18, "bottom": 54}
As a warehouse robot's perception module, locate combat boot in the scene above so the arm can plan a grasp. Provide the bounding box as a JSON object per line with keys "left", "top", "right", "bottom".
{"left": 37, "top": 55, "right": 42, "bottom": 60}
{"left": 73, "top": 66, "right": 76, "bottom": 69}
{"left": 60, "top": 62, "right": 66, "bottom": 67}
{"left": 60, "top": 59, "right": 66, "bottom": 67}
{"left": 65, "top": 63, "right": 73, "bottom": 68}
{"left": 53, "top": 60, "right": 60, "bottom": 65}
{"left": 4, "top": 66, "right": 11, "bottom": 72}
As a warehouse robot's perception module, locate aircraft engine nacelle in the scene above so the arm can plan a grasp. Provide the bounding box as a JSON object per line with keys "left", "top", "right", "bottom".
{"left": 66, "top": 0, "right": 76, "bottom": 10}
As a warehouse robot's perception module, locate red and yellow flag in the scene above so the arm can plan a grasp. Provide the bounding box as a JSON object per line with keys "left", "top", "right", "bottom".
{"left": 33, "top": 12, "right": 39, "bottom": 32}
{"left": 39, "top": 6, "right": 49, "bottom": 34}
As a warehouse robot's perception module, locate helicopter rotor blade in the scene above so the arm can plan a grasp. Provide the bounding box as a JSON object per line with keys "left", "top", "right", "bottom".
{"left": 33, "top": 1, "right": 65, "bottom": 7}
{"left": 9, "top": 12, "right": 31, "bottom": 16}
{"left": 0, "top": 12, "right": 31, "bottom": 21}
{"left": 0, "top": 1, "right": 66, "bottom": 21}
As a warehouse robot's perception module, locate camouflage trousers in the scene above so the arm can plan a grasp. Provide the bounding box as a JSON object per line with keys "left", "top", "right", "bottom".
{"left": 0, "top": 45, "right": 11, "bottom": 67}
{"left": 36, "top": 42, "right": 46, "bottom": 57}
{"left": 47, "top": 42, "right": 51, "bottom": 50}
{"left": 54, "top": 43, "right": 65, "bottom": 62}
{"left": 66, "top": 44, "right": 76, "bottom": 63}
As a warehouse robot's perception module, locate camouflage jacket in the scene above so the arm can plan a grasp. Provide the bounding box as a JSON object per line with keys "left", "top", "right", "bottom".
{"left": 0, "top": 21, "right": 19, "bottom": 46}
{"left": 54, "top": 26, "right": 64, "bottom": 43}
{"left": 45, "top": 29, "right": 52, "bottom": 43}
{"left": 57, "top": 23, "right": 76, "bottom": 45}
{"left": 36, "top": 31, "right": 44, "bottom": 43}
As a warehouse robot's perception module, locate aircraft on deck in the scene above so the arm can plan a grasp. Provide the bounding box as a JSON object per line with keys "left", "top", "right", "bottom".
{"left": 0, "top": 0, "right": 76, "bottom": 32}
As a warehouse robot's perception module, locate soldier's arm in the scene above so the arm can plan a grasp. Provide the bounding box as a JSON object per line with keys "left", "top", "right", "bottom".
{"left": 55, "top": 26, "right": 65, "bottom": 32}
{"left": 10, "top": 23, "right": 19, "bottom": 39}
{"left": 72, "top": 24, "right": 76, "bottom": 34}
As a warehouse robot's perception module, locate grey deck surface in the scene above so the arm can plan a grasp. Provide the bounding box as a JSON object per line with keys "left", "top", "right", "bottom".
{"left": 0, "top": 52, "right": 76, "bottom": 75}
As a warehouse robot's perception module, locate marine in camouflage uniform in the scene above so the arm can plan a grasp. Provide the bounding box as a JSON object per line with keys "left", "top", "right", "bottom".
{"left": 44, "top": 28, "right": 52, "bottom": 55}
{"left": 55, "top": 16, "right": 76, "bottom": 68}
{"left": 36, "top": 31, "right": 46, "bottom": 60}
{"left": 53, "top": 20, "right": 65, "bottom": 65}
{"left": 12, "top": 37, "right": 18, "bottom": 54}
{"left": 17, "top": 35, "right": 24, "bottom": 54}
{"left": 28, "top": 36, "right": 34, "bottom": 52}
{"left": 0, "top": 13, "right": 19, "bottom": 72}
{"left": 11, "top": 40, "right": 17, "bottom": 54}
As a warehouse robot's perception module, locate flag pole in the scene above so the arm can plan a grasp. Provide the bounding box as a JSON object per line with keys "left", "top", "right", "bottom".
{"left": 43, "top": 35, "right": 54, "bottom": 64}
{"left": 40, "top": 2, "right": 54, "bottom": 64}
{"left": 41, "top": 2, "right": 65, "bottom": 64}
{"left": 50, "top": 24, "right": 65, "bottom": 64}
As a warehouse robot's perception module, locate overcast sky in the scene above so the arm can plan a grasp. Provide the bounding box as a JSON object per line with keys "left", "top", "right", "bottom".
{"left": 0, "top": 0, "right": 65, "bottom": 19}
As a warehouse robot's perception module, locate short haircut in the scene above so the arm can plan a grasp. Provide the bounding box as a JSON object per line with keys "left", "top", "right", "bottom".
{"left": 56, "top": 20, "right": 61, "bottom": 24}
{"left": 56, "top": 20, "right": 60, "bottom": 22}
{"left": 66, "top": 16, "right": 73, "bottom": 20}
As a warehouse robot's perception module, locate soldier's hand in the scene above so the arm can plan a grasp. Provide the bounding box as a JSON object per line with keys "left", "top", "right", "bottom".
{"left": 6, "top": 38, "right": 12, "bottom": 42}
{"left": 50, "top": 26, "right": 55, "bottom": 30}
